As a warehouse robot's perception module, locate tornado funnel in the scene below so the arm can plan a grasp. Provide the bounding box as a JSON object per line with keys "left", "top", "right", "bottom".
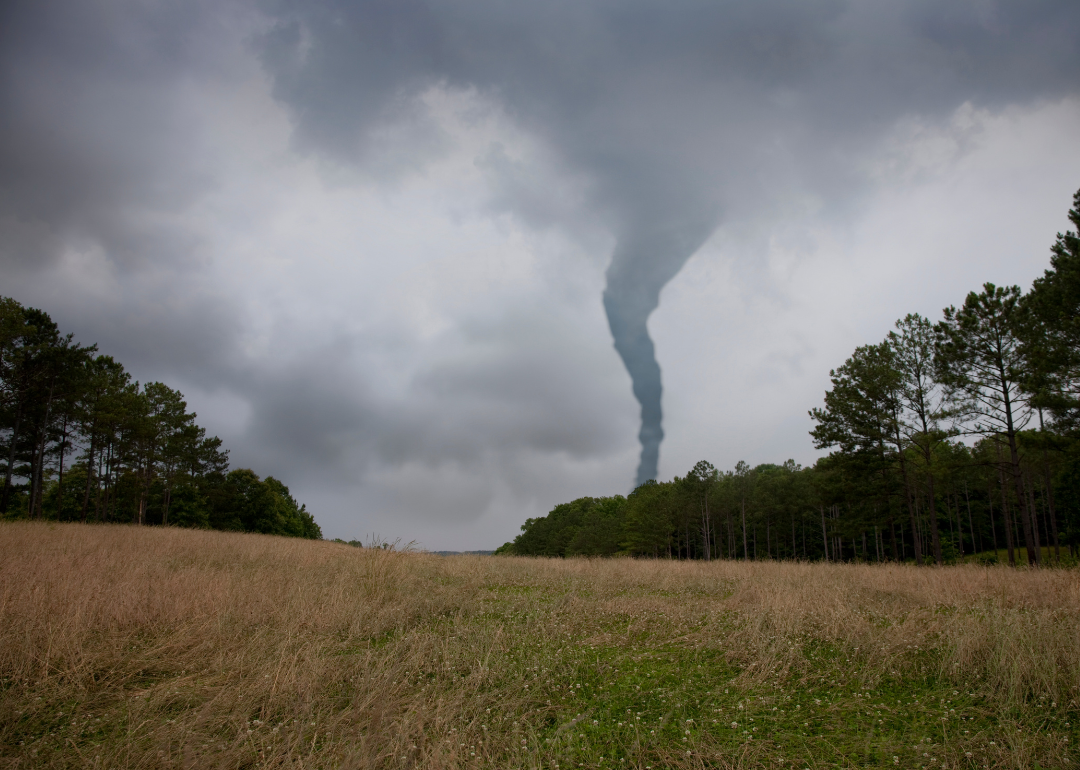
{"left": 603, "top": 218, "right": 714, "bottom": 487}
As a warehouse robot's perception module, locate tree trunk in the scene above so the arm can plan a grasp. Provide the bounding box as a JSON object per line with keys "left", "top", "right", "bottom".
{"left": 57, "top": 414, "right": 68, "bottom": 519}
{"left": 1022, "top": 470, "right": 1041, "bottom": 565}
{"left": 699, "top": 494, "right": 708, "bottom": 561}
{"left": 902, "top": 464, "right": 923, "bottom": 565}
{"left": 1037, "top": 479, "right": 1051, "bottom": 557}
{"left": 820, "top": 505, "right": 829, "bottom": 561}
{"left": 954, "top": 491, "right": 965, "bottom": 558}
{"left": 33, "top": 380, "right": 57, "bottom": 519}
{"left": 1041, "top": 474, "right": 1059, "bottom": 564}
{"left": 741, "top": 497, "right": 748, "bottom": 560}
{"left": 1, "top": 407, "right": 21, "bottom": 514}
{"left": 162, "top": 482, "right": 171, "bottom": 527}
{"left": 965, "top": 482, "right": 979, "bottom": 554}
{"left": 913, "top": 493, "right": 922, "bottom": 562}
{"left": 1010, "top": 446, "right": 1037, "bottom": 566}
{"left": 33, "top": 439, "right": 44, "bottom": 519}
{"left": 997, "top": 458, "right": 1015, "bottom": 566}
{"left": 27, "top": 440, "right": 39, "bottom": 519}
{"left": 1042, "top": 455, "right": 1061, "bottom": 564}
{"left": 100, "top": 441, "right": 113, "bottom": 523}
{"left": 1036, "top": 407, "right": 1060, "bottom": 563}
{"left": 926, "top": 469, "right": 943, "bottom": 566}
{"left": 80, "top": 436, "right": 96, "bottom": 523}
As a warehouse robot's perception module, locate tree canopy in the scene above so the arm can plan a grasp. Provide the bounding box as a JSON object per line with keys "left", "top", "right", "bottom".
{"left": 499, "top": 188, "right": 1080, "bottom": 566}
{"left": 0, "top": 299, "right": 321, "bottom": 539}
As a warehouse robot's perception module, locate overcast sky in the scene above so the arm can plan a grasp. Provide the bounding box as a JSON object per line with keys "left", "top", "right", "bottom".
{"left": 3, "top": 0, "right": 1080, "bottom": 549}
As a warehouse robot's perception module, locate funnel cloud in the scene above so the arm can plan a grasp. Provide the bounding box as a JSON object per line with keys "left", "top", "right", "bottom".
{"left": 246, "top": 0, "right": 1080, "bottom": 490}
{"left": 605, "top": 217, "right": 717, "bottom": 485}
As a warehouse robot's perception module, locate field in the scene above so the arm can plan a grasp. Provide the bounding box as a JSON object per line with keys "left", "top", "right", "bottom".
{"left": 0, "top": 523, "right": 1077, "bottom": 769}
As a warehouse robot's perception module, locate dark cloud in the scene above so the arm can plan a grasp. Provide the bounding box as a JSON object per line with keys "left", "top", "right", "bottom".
{"left": 0, "top": 0, "right": 1078, "bottom": 544}
{"left": 221, "top": 303, "right": 633, "bottom": 485}
{"left": 253, "top": 0, "right": 1080, "bottom": 483}
{"left": 0, "top": 0, "right": 244, "bottom": 269}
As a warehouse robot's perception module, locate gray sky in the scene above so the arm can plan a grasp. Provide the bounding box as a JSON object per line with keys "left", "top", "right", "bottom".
{"left": 3, "top": 0, "right": 1080, "bottom": 548}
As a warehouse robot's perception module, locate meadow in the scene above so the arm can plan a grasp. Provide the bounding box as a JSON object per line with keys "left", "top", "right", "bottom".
{"left": 0, "top": 523, "right": 1077, "bottom": 769}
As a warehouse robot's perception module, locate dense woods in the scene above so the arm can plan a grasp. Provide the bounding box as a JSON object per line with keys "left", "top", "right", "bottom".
{"left": 0, "top": 301, "right": 321, "bottom": 538}
{"left": 498, "top": 189, "right": 1080, "bottom": 565}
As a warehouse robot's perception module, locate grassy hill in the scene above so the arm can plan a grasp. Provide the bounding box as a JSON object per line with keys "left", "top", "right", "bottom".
{"left": 1, "top": 522, "right": 1077, "bottom": 768}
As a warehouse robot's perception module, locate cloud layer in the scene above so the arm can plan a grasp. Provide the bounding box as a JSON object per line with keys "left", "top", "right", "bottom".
{"left": 2, "top": 0, "right": 1080, "bottom": 546}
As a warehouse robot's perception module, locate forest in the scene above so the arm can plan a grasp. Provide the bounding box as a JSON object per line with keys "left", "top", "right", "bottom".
{"left": 0, "top": 301, "right": 322, "bottom": 539}
{"left": 497, "top": 188, "right": 1080, "bottom": 566}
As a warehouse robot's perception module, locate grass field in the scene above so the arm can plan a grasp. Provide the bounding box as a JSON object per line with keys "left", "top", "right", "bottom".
{"left": 1, "top": 523, "right": 1077, "bottom": 769}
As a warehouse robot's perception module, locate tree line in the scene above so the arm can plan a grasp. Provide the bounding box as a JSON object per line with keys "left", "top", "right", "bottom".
{"left": 497, "top": 188, "right": 1080, "bottom": 566}
{"left": 0, "top": 299, "right": 322, "bottom": 539}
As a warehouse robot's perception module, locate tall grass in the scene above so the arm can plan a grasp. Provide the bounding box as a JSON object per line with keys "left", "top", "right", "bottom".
{"left": 0, "top": 522, "right": 1076, "bottom": 768}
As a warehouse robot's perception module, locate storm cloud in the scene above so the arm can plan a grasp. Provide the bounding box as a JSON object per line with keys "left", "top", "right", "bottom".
{"left": 251, "top": 0, "right": 1080, "bottom": 484}
{"left": 2, "top": 0, "right": 1080, "bottom": 545}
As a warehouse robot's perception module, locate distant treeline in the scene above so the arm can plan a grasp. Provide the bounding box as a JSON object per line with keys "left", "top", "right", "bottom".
{"left": 498, "top": 189, "right": 1080, "bottom": 566}
{"left": 0, "top": 299, "right": 321, "bottom": 539}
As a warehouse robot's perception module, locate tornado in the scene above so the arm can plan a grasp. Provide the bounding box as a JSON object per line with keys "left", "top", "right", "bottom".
{"left": 603, "top": 217, "right": 715, "bottom": 487}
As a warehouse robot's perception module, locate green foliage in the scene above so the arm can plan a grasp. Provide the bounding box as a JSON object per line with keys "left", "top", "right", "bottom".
{"left": 0, "top": 297, "right": 322, "bottom": 539}
{"left": 622, "top": 480, "right": 674, "bottom": 556}
{"left": 165, "top": 482, "right": 211, "bottom": 529}
{"left": 501, "top": 462, "right": 829, "bottom": 561}
{"left": 503, "top": 188, "right": 1080, "bottom": 566}
{"left": 1023, "top": 188, "right": 1080, "bottom": 429}
{"left": 565, "top": 496, "right": 626, "bottom": 556}
{"left": 810, "top": 342, "right": 900, "bottom": 456}
{"left": 1053, "top": 437, "right": 1080, "bottom": 550}
{"left": 501, "top": 496, "right": 627, "bottom": 556}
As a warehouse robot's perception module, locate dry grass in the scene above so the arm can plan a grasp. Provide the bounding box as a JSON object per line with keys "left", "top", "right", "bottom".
{"left": 0, "top": 522, "right": 1077, "bottom": 768}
